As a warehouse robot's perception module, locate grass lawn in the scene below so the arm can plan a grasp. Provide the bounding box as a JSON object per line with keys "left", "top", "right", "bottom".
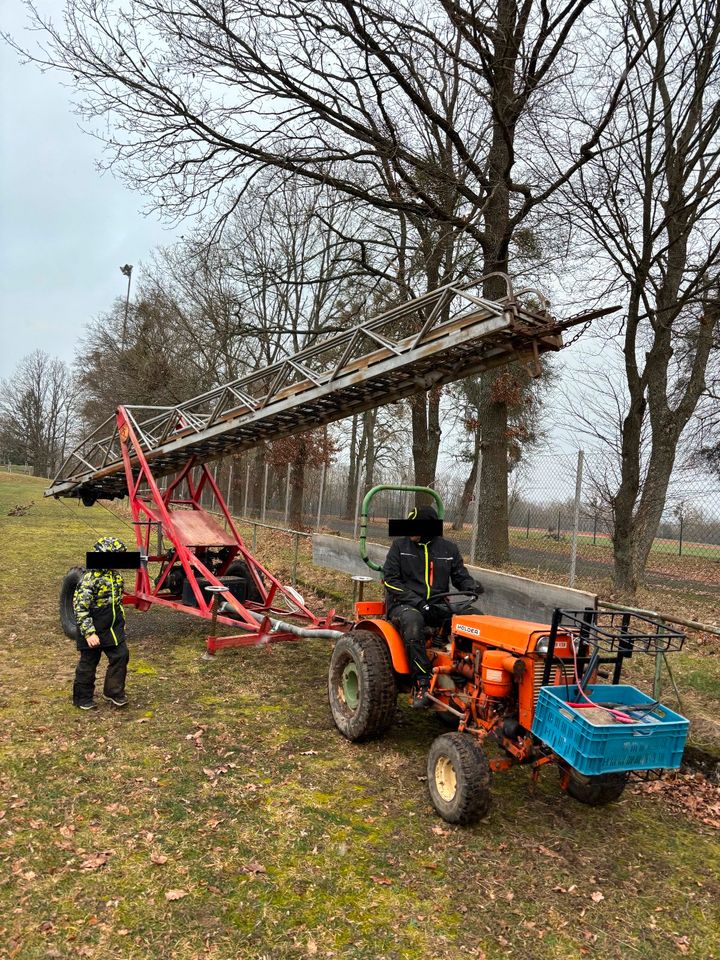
{"left": 1, "top": 472, "right": 719, "bottom": 960}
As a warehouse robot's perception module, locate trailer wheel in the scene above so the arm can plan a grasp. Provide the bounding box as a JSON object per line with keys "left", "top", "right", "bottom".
{"left": 328, "top": 630, "right": 396, "bottom": 742}
{"left": 427, "top": 733, "right": 491, "bottom": 825}
{"left": 564, "top": 768, "right": 629, "bottom": 806}
{"left": 59, "top": 566, "right": 85, "bottom": 642}
{"left": 226, "top": 559, "right": 262, "bottom": 603}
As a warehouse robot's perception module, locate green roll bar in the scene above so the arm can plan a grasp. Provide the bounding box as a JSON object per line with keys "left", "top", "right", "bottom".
{"left": 359, "top": 485, "right": 445, "bottom": 572}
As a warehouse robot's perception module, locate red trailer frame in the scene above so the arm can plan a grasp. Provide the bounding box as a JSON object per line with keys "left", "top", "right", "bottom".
{"left": 116, "top": 408, "right": 341, "bottom": 653}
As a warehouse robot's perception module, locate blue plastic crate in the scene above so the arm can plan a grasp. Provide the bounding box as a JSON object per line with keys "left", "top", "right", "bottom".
{"left": 531, "top": 684, "right": 689, "bottom": 776}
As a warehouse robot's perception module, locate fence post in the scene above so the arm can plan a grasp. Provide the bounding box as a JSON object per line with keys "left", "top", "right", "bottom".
{"left": 284, "top": 467, "right": 291, "bottom": 527}
{"left": 469, "top": 444, "right": 483, "bottom": 563}
{"left": 226, "top": 459, "right": 233, "bottom": 511}
{"left": 593, "top": 514, "right": 597, "bottom": 545}
{"left": 316, "top": 461, "right": 327, "bottom": 532}
{"left": 526, "top": 507, "right": 530, "bottom": 539}
{"left": 252, "top": 523, "right": 257, "bottom": 552}
{"left": 569, "top": 449, "right": 584, "bottom": 587}
{"left": 261, "top": 462, "right": 269, "bottom": 522}
{"left": 653, "top": 651, "right": 663, "bottom": 699}
{"left": 679, "top": 512, "right": 684, "bottom": 556}
{"left": 292, "top": 533, "right": 300, "bottom": 585}
{"left": 353, "top": 468, "right": 365, "bottom": 540}
{"left": 243, "top": 461, "right": 250, "bottom": 517}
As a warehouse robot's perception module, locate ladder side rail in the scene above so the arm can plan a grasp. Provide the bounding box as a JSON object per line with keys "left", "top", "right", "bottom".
{"left": 51, "top": 308, "right": 518, "bottom": 496}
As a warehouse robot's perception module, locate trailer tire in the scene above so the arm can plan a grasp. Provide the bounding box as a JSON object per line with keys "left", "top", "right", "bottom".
{"left": 564, "top": 768, "right": 629, "bottom": 806}
{"left": 427, "top": 732, "right": 491, "bottom": 825}
{"left": 328, "top": 630, "right": 396, "bottom": 742}
{"left": 60, "top": 566, "right": 85, "bottom": 642}
{"left": 226, "top": 560, "right": 262, "bottom": 603}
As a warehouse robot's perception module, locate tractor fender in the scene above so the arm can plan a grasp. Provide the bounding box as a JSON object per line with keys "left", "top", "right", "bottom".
{"left": 354, "top": 618, "right": 410, "bottom": 675}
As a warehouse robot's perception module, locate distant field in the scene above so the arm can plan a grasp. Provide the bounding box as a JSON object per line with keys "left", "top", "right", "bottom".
{"left": 508, "top": 526, "right": 720, "bottom": 560}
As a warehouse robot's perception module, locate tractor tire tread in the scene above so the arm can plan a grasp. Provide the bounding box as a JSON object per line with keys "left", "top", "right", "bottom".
{"left": 427, "top": 732, "right": 492, "bottom": 825}
{"left": 328, "top": 630, "right": 396, "bottom": 742}
{"left": 59, "top": 566, "right": 85, "bottom": 642}
{"left": 565, "top": 768, "right": 629, "bottom": 806}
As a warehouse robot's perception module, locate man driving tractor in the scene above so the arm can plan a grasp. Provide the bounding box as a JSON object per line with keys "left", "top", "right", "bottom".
{"left": 383, "top": 505, "right": 483, "bottom": 707}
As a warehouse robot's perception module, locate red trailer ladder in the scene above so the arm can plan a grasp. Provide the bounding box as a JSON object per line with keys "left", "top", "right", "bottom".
{"left": 46, "top": 275, "right": 613, "bottom": 651}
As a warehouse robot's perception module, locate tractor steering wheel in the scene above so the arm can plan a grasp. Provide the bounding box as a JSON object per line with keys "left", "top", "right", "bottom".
{"left": 433, "top": 591, "right": 480, "bottom": 616}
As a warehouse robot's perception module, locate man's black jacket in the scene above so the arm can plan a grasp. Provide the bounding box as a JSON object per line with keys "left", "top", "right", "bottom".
{"left": 383, "top": 536, "right": 476, "bottom": 611}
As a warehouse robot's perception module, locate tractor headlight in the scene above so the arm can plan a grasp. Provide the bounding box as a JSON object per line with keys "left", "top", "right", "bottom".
{"left": 535, "top": 636, "right": 550, "bottom": 656}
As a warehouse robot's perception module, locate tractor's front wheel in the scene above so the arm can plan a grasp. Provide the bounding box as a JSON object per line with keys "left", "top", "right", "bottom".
{"left": 427, "top": 733, "right": 491, "bottom": 825}
{"left": 563, "top": 768, "right": 629, "bottom": 806}
{"left": 328, "top": 630, "right": 396, "bottom": 742}
{"left": 59, "top": 566, "right": 84, "bottom": 642}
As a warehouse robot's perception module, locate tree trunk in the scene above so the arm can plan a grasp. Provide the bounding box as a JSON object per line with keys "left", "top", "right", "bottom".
{"left": 364, "top": 409, "right": 377, "bottom": 488}
{"left": 289, "top": 436, "right": 308, "bottom": 529}
{"left": 247, "top": 444, "right": 265, "bottom": 514}
{"left": 451, "top": 431, "right": 482, "bottom": 531}
{"left": 410, "top": 389, "right": 442, "bottom": 487}
{"left": 344, "top": 414, "right": 359, "bottom": 518}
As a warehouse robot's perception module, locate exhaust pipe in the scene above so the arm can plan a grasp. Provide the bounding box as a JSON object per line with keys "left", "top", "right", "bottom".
{"left": 219, "top": 603, "right": 344, "bottom": 640}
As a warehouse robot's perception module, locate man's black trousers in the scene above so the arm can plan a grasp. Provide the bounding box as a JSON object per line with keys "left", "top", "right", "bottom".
{"left": 389, "top": 603, "right": 482, "bottom": 686}
{"left": 389, "top": 605, "right": 439, "bottom": 686}
{"left": 73, "top": 642, "right": 129, "bottom": 705}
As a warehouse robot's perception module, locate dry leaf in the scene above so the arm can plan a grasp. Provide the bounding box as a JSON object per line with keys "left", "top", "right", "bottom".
{"left": 241, "top": 861, "right": 267, "bottom": 875}
{"left": 165, "top": 889, "right": 188, "bottom": 901}
{"left": 537, "top": 844, "right": 563, "bottom": 860}
{"left": 590, "top": 891, "right": 605, "bottom": 903}
{"left": 59, "top": 824, "right": 75, "bottom": 839}
{"left": 307, "top": 939, "right": 318, "bottom": 956}
{"left": 79, "top": 851, "right": 112, "bottom": 871}
{"left": 431, "top": 825, "right": 449, "bottom": 836}
{"left": 202, "top": 768, "right": 216, "bottom": 779}
{"left": 150, "top": 852, "right": 168, "bottom": 865}
{"left": 673, "top": 935, "right": 690, "bottom": 954}
{"left": 370, "top": 875, "right": 392, "bottom": 885}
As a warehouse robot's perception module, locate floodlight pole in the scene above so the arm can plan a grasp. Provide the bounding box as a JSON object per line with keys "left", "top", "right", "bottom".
{"left": 120, "top": 264, "right": 133, "bottom": 348}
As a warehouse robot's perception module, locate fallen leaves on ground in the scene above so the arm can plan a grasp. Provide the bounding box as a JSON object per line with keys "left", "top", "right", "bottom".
{"left": 633, "top": 772, "right": 720, "bottom": 828}
{"left": 79, "top": 850, "right": 113, "bottom": 871}
{"left": 165, "top": 889, "right": 188, "bottom": 901}
{"left": 241, "top": 861, "right": 267, "bottom": 876}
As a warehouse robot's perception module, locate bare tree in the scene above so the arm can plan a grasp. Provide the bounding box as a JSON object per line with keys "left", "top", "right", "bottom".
{"left": 0, "top": 351, "right": 76, "bottom": 477}
{"left": 11, "top": 0, "right": 645, "bottom": 562}
{"left": 565, "top": 0, "right": 720, "bottom": 593}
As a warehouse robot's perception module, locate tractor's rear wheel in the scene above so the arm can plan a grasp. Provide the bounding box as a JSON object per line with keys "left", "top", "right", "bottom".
{"left": 564, "top": 768, "right": 629, "bottom": 806}
{"left": 59, "top": 566, "right": 84, "bottom": 642}
{"left": 328, "top": 630, "right": 396, "bottom": 742}
{"left": 427, "top": 732, "right": 491, "bottom": 825}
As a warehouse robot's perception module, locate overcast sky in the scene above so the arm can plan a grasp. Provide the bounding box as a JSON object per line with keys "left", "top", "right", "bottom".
{"left": 0, "top": 0, "right": 178, "bottom": 382}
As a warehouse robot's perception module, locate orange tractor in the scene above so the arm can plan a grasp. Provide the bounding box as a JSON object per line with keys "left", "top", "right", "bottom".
{"left": 328, "top": 487, "right": 689, "bottom": 824}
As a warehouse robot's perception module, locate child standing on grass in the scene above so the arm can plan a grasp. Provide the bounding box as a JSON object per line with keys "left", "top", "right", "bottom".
{"left": 72, "top": 536, "right": 130, "bottom": 711}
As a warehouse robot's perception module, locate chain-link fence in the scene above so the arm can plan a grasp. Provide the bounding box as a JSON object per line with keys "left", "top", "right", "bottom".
{"left": 199, "top": 453, "right": 720, "bottom": 594}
